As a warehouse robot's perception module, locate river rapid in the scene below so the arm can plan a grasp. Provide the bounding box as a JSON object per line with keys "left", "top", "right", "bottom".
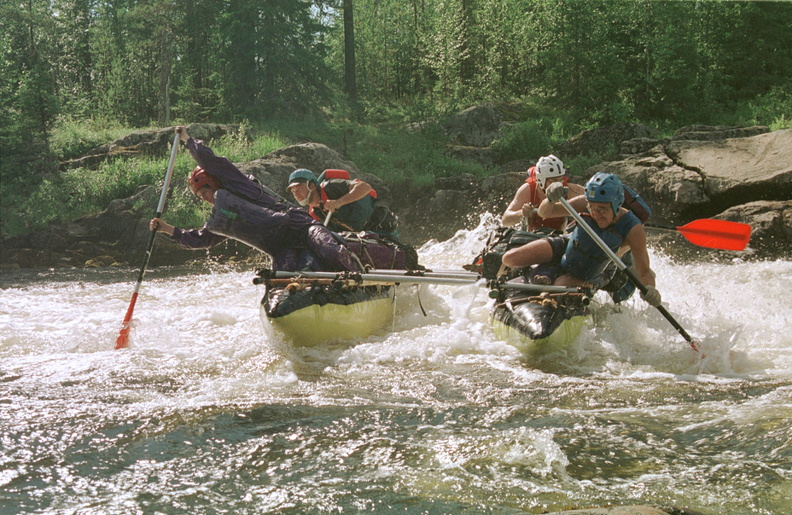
{"left": 1, "top": 216, "right": 791, "bottom": 514}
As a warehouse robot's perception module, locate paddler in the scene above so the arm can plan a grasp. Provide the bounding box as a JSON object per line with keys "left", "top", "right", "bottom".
{"left": 150, "top": 127, "right": 361, "bottom": 272}
{"left": 501, "top": 155, "right": 586, "bottom": 231}
{"left": 502, "top": 172, "right": 662, "bottom": 307}
{"left": 287, "top": 168, "right": 400, "bottom": 241}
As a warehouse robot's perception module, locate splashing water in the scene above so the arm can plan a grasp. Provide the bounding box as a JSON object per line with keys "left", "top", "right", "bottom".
{"left": 1, "top": 216, "right": 790, "bottom": 513}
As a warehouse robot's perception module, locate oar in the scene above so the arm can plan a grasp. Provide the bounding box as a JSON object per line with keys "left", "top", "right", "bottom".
{"left": 115, "top": 129, "right": 181, "bottom": 350}
{"left": 324, "top": 211, "right": 333, "bottom": 226}
{"left": 558, "top": 198, "right": 699, "bottom": 351}
{"left": 259, "top": 270, "right": 588, "bottom": 294}
{"left": 644, "top": 219, "right": 752, "bottom": 251}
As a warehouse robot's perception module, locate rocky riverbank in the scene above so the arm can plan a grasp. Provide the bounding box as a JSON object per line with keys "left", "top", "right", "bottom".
{"left": 1, "top": 116, "right": 789, "bottom": 270}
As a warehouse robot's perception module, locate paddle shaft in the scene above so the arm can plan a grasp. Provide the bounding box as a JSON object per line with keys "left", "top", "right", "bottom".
{"left": 115, "top": 130, "right": 181, "bottom": 349}
{"left": 558, "top": 198, "right": 698, "bottom": 349}
{"left": 365, "top": 269, "right": 480, "bottom": 280}
{"left": 643, "top": 223, "right": 680, "bottom": 233}
{"left": 264, "top": 270, "right": 587, "bottom": 294}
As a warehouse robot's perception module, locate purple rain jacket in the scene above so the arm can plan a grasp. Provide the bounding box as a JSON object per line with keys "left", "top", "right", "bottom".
{"left": 170, "top": 138, "right": 359, "bottom": 271}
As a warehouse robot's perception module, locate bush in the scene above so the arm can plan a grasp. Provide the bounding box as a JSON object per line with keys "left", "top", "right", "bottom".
{"left": 490, "top": 119, "right": 553, "bottom": 162}
{"left": 749, "top": 85, "right": 792, "bottom": 130}
{"left": 342, "top": 122, "right": 485, "bottom": 185}
{"left": 50, "top": 116, "right": 131, "bottom": 161}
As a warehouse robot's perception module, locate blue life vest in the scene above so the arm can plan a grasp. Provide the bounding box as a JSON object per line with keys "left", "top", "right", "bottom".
{"left": 560, "top": 210, "right": 641, "bottom": 286}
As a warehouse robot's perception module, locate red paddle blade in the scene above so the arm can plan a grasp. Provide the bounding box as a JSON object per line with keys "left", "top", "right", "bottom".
{"left": 115, "top": 292, "right": 139, "bottom": 349}
{"left": 676, "top": 219, "right": 752, "bottom": 251}
{"left": 115, "top": 324, "right": 132, "bottom": 350}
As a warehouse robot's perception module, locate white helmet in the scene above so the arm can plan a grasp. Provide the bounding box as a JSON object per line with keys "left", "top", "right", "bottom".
{"left": 535, "top": 155, "right": 567, "bottom": 190}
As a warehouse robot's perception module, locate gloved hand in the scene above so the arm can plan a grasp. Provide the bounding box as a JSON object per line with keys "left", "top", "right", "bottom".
{"left": 545, "top": 182, "right": 568, "bottom": 203}
{"left": 640, "top": 285, "right": 662, "bottom": 307}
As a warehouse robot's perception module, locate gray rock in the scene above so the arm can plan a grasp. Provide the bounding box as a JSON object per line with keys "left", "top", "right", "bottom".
{"left": 555, "top": 123, "right": 659, "bottom": 158}
{"left": 441, "top": 104, "right": 503, "bottom": 147}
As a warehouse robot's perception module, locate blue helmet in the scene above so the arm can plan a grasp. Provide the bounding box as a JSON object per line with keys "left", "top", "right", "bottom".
{"left": 585, "top": 172, "right": 624, "bottom": 215}
{"left": 288, "top": 168, "right": 318, "bottom": 189}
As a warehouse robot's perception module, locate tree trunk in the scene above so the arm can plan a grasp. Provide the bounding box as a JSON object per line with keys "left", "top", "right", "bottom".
{"left": 158, "top": 29, "right": 172, "bottom": 126}
{"left": 343, "top": 0, "right": 357, "bottom": 105}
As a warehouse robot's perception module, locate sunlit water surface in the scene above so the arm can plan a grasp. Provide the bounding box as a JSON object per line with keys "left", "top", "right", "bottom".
{"left": 1, "top": 215, "right": 791, "bottom": 514}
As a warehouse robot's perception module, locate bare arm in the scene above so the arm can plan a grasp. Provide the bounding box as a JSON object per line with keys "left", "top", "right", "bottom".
{"left": 324, "top": 180, "right": 373, "bottom": 212}
{"left": 537, "top": 193, "right": 587, "bottom": 219}
{"left": 567, "top": 183, "right": 586, "bottom": 197}
{"left": 624, "top": 224, "right": 656, "bottom": 287}
{"left": 501, "top": 183, "right": 536, "bottom": 226}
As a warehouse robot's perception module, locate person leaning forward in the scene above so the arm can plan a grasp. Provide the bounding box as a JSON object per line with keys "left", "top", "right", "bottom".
{"left": 287, "top": 169, "right": 400, "bottom": 241}
{"left": 502, "top": 172, "right": 662, "bottom": 307}
{"left": 150, "top": 127, "right": 361, "bottom": 272}
{"left": 501, "top": 155, "right": 585, "bottom": 232}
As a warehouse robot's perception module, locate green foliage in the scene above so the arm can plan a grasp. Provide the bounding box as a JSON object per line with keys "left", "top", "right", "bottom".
{"left": 4, "top": 153, "right": 183, "bottom": 238}
{"left": 163, "top": 190, "right": 212, "bottom": 230}
{"left": 563, "top": 153, "right": 615, "bottom": 180}
{"left": 50, "top": 117, "right": 130, "bottom": 161}
{"left": 491, "top": 119, "right": 553, "bottom": 162}
{"left": 748, "top": 86, "right": 792, "bottom": 131}
{"left": 340, "top": 121, "right": 485, "bottom": 185}
{"left": 208, "top": 122, "right": 292, "bottom": 162}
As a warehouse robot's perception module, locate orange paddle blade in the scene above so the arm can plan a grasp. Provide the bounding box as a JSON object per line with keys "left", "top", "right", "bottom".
{"left": 676, "top": 219, "right": 752, "bottom": 251}
{"left": 115, "top": 292, "right": 138, "bottom": 349}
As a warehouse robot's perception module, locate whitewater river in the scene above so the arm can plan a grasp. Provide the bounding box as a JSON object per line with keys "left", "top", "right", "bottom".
{"left": 1, "top": 217, "right": 791, "bottom": 514}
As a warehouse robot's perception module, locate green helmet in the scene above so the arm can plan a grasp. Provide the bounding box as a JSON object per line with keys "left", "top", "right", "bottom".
{"left": 288, "top": 168, "right": 318, "bottom": 189}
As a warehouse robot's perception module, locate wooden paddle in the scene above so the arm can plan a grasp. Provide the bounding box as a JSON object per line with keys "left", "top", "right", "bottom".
{"left": 644, "top": 219, "right": 752, "bottom": 251}
{"left": 558, "top": 198, "right": 700, "bottom": 351}
{"left": 115, "top": 129, "right": 181, "bottom": 350}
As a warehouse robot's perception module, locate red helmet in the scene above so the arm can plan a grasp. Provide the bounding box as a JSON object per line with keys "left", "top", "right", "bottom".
{"left": 188, "top": 166, "right": 219, "bottom": 194}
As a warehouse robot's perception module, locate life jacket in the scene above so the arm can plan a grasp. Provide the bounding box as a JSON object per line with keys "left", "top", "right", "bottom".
{"left": 560, "top": 210, "right": 641, "bottom": 286}
{"left": 622, "top": 184, "right": 652, "bottom": 223}
{"left": 524, "top": 167, "right": 570, "bottom": 232}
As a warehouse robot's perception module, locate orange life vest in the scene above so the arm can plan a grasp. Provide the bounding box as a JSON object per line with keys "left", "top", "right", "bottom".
{"left": 524, "top": 166, "right": 569, "bottom": 232}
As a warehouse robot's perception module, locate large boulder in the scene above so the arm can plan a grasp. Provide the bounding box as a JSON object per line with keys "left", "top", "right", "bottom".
{"left": 441, "top": 104, "right": 503, "bottom": 147}
{"left": 555, "top": 123, "right": 659, "bottom": 158}
{"left": 391, "top": 172, "right": 524, "bottom": 244}
{"left": 620, "top": 125, "right": 769, "bottom": 155}
{"left": 665, "top": 129, "right": 791, "bottom": 206}
{"left": 592, "top": 129, "right": 792, "bottom": 226}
